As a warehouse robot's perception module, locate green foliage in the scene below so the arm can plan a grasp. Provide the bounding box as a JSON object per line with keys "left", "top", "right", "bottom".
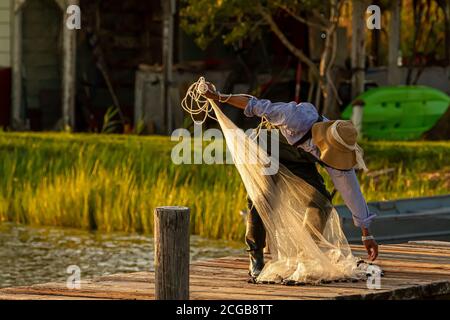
{"left": 133, "top": 119, "right": 146, "bottom": 135}
{"left": 324, "top": 140, "right": 450, "bottom": 202}
{"left": 101, "top": 106, "right": 122, "bottom": 134}
{"left": 0, "top": 133, "right": 448, "bottom": 241}
{"left": 181, "top": 0, "right": 255, "bottom": 48}
{"left": 180, "top": 0, "right": 328, "bottom": 48}
{"left": 0, "top": 133, "right": 247, "bottom": 240}
{"left": 400, "top": 0, "right": 447, "bottom": 62}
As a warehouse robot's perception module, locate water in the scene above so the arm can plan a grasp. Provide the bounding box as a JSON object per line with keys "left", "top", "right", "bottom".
{"left": 0, "top": 223, "right": 245, "bottom": 289}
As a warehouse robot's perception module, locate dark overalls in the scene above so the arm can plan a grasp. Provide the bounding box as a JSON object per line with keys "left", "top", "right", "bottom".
{"left": 245, "top": 132, "right": 332, "bottom": 277}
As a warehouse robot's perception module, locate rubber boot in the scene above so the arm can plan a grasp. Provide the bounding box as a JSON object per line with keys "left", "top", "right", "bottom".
{"left": 245, "top": 198, "right": 266, "bottom": 279}
{"left": 248, "top": 248, "right": 265, "bottom": 279}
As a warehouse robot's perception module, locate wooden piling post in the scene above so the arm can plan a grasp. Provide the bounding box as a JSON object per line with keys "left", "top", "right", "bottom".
{"left": 154, "top": 206, "right": 190, "bottom": 300}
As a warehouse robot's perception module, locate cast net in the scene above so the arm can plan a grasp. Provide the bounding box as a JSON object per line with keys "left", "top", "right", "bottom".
{"left": 182, "top": 77, "right": 367, "bottom": 284}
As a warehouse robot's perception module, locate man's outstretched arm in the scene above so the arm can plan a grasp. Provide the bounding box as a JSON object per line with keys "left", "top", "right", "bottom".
{"left": 204, "top": 84, "right": 317, "bottom": 134}
{"left": 325, "top": 167, "right": 378, "bottom": 261}
{"left": 204, "top": 84, "right": 249, "bottom": 109}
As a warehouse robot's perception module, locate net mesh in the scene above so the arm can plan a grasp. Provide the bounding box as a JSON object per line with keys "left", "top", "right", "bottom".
{"left": 182, "top": 78, "right": 367, "bottom": 284}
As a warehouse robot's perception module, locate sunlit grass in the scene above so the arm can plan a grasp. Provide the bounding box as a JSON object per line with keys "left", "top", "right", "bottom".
{"left": 0, "top": 132, "right": 448, "bottom": 241}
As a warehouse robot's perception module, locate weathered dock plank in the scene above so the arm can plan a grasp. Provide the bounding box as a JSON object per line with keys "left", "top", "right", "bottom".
{"left": 1, "top": 243, "right": 450, "bottom": 300}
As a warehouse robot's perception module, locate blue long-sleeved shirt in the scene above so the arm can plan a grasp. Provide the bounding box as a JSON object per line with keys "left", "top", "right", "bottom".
{"left": 244, "top": 97, "right": 376, "bottom": 228}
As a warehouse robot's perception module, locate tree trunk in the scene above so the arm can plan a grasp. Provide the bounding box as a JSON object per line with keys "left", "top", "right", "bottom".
{"left": 62, "top": 0, "right": 79, "bottom": 131}
{"left": 351, "top": 0, "right": 366, "bottom": 99}
{"left": 322, "top": 81, "right": 336, "bottom": 118}
{"left": 162, "top": 0, "right": 175, "bottom": 134}
{"left": 387, "top": 0, "right": 402, "bottom": 85}
{"left": 257, "top": 6, "right": 320, "bottom": 81}
{"left": 446, "top": 2, "right": 450, "bottom": 63}
{"left": 321, "top": 17, "right": 340, "bottom": 118}
{"left": 350, "top": 0, "right": 367, "bottom": 137}
{"left": 311, "top": 1, "right": 342, "bottom": 118}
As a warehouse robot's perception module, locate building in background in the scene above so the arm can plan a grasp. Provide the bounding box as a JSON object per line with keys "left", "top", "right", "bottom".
{"left": 0, "top": 0, "right": 10, "bottom": 66}
{"left": 0, "top": 0, "right": 448, "bottom": 134}
{"left": 0, "top": 0, "right": 11, "bottom": 128}
{"left": 0, "top": 0, "right": 235, "bottom": 133}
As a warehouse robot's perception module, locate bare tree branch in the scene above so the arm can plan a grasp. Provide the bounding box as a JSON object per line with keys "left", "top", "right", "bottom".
{"left": 329, "top": 33, "right": 342, "bottom": 105}
{"left": 319, "top": 1, "right": 340, "bottom": 93}
{"left": 319, "top": 0, "right": 344, "bottom": 114}
{"left": 258, "top": 1, "right": 343, "bottom": 115}
{"left": 312, "top": 9, "right": 331, "bottom": 27}
{"left": 276, "top": 4, "right": 328, "bottom": 30}
{"left": 256, "top": 5, "right": 320, "bottom": 80}
{"left": 327, "top": 70, "right": 343, "bottom": 105}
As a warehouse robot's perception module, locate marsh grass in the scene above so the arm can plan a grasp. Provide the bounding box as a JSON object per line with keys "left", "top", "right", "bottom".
{"left": 0, "top": 132, "right": 448, "bottom": 240}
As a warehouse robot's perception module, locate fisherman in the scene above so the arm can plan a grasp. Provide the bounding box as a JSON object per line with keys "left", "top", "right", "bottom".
{"left": 203, "top": 83, "right": 378, "bottom": 279}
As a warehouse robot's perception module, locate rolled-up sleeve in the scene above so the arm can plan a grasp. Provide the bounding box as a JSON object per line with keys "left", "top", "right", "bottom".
{"left": 325, "top": 167, "right": 376, "bottom": 228}
{"left": 245, "top": 97, "right": 300, "bottom": 125}
{"left": 244, "top": 97, "right": 319, "bottom": 145}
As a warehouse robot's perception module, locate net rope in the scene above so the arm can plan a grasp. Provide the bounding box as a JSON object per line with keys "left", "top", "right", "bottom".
{"left": 182, "top": 77, "right": 368, "bottom": 284}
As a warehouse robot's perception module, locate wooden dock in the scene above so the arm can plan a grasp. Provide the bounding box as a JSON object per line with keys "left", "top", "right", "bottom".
{"left": 1, "top": 241, "right": 450, "bottom": 300}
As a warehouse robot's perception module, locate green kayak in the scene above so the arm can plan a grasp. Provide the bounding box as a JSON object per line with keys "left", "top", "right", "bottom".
{"left": 341, "top": 86, "right": 450, "bottom": 140}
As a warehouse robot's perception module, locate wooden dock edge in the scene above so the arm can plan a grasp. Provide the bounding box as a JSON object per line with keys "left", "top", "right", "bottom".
{"left": 1, "top": 242, "right": 450, "bottom": 300}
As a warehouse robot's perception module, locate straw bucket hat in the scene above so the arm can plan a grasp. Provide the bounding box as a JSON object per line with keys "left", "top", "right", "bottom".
{"left": 312, "top": 120, "right": 367, "bottom": 171}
